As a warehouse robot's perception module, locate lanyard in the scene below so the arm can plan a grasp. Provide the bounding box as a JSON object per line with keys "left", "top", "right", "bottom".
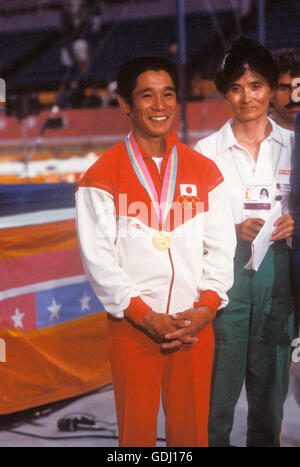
{"left": 125, "top": 131, "right": 178, "bottom": 228}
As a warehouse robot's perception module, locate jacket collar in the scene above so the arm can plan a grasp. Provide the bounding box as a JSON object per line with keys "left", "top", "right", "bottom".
{"left": 136, "top": 131, "right": 179, "bottom": 159}
{"left": 216, "top": 117, "right": 287, "bottom": 154}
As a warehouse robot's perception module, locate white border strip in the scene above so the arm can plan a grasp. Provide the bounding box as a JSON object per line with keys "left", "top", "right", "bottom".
{"left": 0, "top": 274, "right": 87, "bottom": 302}
{"left": 0, "top": 207, "right": 75, "bottom": 229}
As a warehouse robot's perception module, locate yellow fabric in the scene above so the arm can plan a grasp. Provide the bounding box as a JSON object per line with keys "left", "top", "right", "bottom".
{"left": 0, "top": 220, "right": 78, "bottom": 260}
{"left": 0, "top": 313, "right": 112, "bottom": 414}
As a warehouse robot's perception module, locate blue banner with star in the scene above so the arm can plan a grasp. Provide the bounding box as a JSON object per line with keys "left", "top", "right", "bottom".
{"left": 0, "top": 183, "right": 111, "bottom": 415}
{"left": 0, "top": 193, "right": 105, "bottom": 332}
{"left": 35, "top": 282, "right": 102, "bottom": 329}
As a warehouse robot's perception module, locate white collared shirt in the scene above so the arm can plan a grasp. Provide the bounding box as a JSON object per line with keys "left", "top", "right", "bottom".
{"left": 195, "top": 118, "right": 294, "bottom": 224}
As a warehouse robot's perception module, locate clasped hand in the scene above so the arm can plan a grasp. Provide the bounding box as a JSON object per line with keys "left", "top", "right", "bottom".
{"left": 138, "top": 307, "right": 213, "bottom": 351}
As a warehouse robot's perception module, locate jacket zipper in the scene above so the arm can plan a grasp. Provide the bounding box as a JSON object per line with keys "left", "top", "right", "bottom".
{"left": 152, "top": 153, "right": 174, "bottom": 315}
{"left": 165, "top": 248, "right": 175, "bottom": 314}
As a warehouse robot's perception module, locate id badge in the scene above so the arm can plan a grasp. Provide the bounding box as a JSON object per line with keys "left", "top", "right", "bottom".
{"left": 243, "top": 186, "right": 272, "bottom": 221}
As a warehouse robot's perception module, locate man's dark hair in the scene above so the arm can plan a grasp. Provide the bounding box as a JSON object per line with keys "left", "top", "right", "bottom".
{"left": 215, "top": 36, "right": 279, "bottom": 94}
{"left": 272, "top": 48, "right": 300, "bottom": 77}
{"left": 117, "top": 56, "right": 180, "bottom": 105}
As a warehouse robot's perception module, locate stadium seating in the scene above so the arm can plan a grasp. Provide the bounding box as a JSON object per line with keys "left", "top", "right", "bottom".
{"left": 264, "top": 0, "right": 300, "bottom": 50}
{"left": 6, "top": 0, "right": 300, "bottom": 92}
{"left": 0, "top": 30, "right": 55, "bottom": 69}
{"left": 9, "top": 9, "right": 236, "bottom": 87}
{"left": 188, "top": 0, "right": 300, "bottom": 81}
{"left": 238, "top": 0, "right": 300, "bottom": 51}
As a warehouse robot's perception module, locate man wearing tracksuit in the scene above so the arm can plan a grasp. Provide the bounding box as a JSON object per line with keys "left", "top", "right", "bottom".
{"left": 76, "top": 56, "right": 236, "bottom": 447}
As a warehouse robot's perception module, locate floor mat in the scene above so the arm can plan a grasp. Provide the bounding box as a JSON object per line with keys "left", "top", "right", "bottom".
{"left": 0, "top": 377, "right": 299, "bottom": 447}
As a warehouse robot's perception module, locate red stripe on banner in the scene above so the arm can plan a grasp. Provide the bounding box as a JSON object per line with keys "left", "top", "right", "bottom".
{"left": 0, "top": 247, "right": 85, "bottom": 292}
{"left": 0, "top": 294, "right": 37, "bottom": 332}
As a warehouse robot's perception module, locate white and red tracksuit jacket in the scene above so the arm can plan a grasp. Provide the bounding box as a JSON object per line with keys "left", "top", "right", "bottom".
{"left": 75, "top": 132, "right": 236, "bottom": 325}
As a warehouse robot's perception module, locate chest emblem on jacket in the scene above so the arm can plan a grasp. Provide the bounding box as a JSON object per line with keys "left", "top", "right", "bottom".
{"left": 178, "top": 184, "right": 200, "bottom": 209}
{"left": 180, "top": 184, "right": 197, "bottom": 196}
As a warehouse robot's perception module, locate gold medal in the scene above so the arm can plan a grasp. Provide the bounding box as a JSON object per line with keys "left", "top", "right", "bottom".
{"left": 153, "top": 230, "right": 172, "bottom": 251}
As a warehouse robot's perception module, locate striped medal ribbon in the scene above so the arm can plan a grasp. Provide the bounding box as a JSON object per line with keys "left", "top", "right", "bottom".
{"left": 126, "top": 131, "right": 178, "bottom": 251}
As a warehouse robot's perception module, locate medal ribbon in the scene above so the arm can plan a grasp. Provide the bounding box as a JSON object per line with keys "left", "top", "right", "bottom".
{"left": 126, "top": 131, "right": 178, "bottom": 226}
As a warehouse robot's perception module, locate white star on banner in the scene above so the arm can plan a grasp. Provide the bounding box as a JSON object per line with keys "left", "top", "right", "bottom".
{"left": 11, "top": 308, "right": 24, "bottom": 329}
{"left": 79, "top": 291, "right": 92, "bottom": 312}
{"left": 48, "top": 299, "right": 62, "bottom": 322}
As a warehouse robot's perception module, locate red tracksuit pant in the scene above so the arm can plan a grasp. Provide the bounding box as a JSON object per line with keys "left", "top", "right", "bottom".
{"left": 107, "top": 316, "right": 214, "bottom": 447}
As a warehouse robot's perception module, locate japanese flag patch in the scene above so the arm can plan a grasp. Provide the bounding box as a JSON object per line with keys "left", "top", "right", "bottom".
{"left": 180, "top": 184, "right": 197, "bottom": 196}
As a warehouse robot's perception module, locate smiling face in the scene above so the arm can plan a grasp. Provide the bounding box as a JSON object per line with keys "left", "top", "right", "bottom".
{"left": 118, "top": 69, "right": 177, "bottom": 145}
{"left": 271, "top": 71, "right": 300, "bottom": 129}
{"left": 226, "top": 68, "right": 274, "bottom": 123}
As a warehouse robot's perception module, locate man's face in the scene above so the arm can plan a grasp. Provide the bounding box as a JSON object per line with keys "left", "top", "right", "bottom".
{"left": 119, "top": 69, "right": 177, "bottom": 141}
{"left": 272, "top": 71, "right": 300, "bottom": 128}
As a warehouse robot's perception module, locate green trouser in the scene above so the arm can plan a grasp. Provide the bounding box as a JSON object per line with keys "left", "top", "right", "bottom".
{"left": 208, "top": 240, "right": 295, "bottom": 447}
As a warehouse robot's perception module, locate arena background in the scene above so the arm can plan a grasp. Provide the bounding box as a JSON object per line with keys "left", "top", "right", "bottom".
{"left": 0, "top": 0, "right": 299, "bottom": 447}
